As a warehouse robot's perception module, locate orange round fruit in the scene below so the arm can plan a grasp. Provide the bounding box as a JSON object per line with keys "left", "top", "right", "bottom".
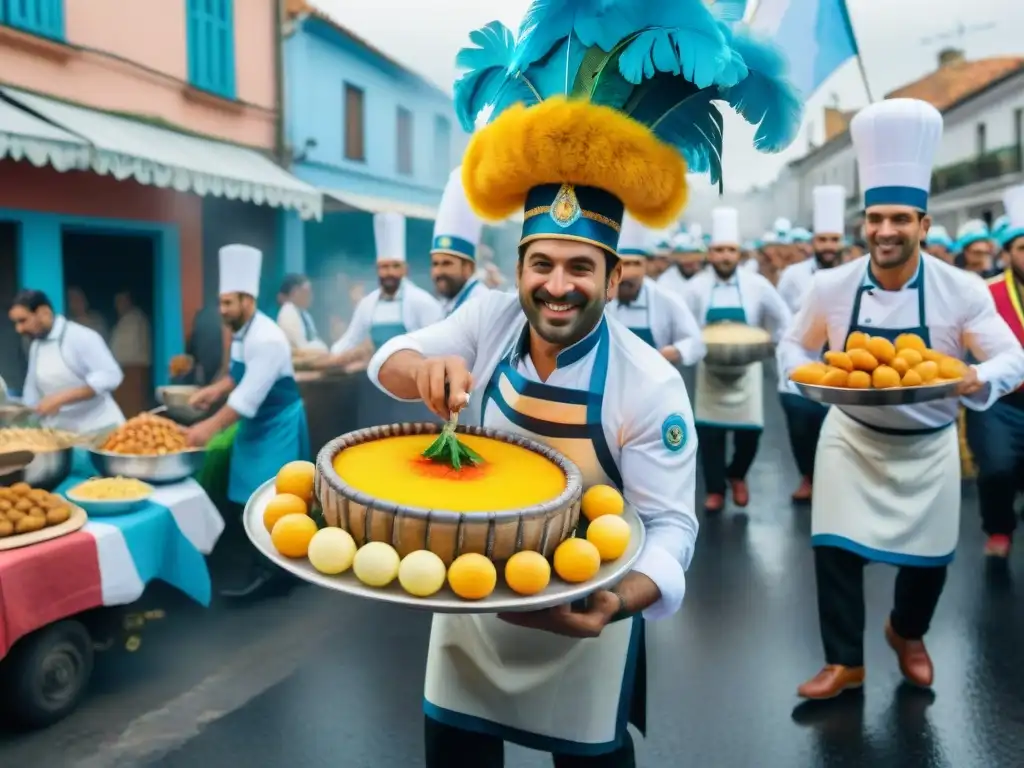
{"left": 872, "top": 365, "right": 901, "bottom": 389}
{"left": 553, "top": 538, "right": 601, "bottom": 583}
{"left": 790, "top": 363, "right": 827, "bottom": 385}
{"left": 901, "top": 369, "right": 923, "bottom": 387}
{"left": 938, "top": 356, "right": 966, "bottom": 380}
{"left": 264, "top": 493, "right": 309, "bottom": 533}
{"left": 821, "top": 367, "right": 848, "bottom": 387}
{"left": 847, "top": 370, "right": 872, "bottom": 389}
{"left": 896, "top": 348, "right": 923, "bottom": 367}
{"left": 448, "top": 553, "right": 497, "bottom": 600}
{"left": 894, "top": 333, "right": 927, "bottom": 353}
{"left": 914, "top": 360, "right": 939, "bottom": 382}
{"left": 823, "top": 351, "right": 854, "bottom": 372}
{"left": 581, "top": 485, "right": 624, "bottom": 521}
{"left": 586, "top": 515, "right": 631, "bottom": 561}
{"left": 865, "top": 336, "right": 897, "bottom": 364}
{"left": 889, "top": 356, "right": 910, "bottom": 376}
{"left": 845, "top": 331, "right": 870, "bottom": 351}
{"left": 275, "top": 461, "right": 316, "bottom": 504}
{"left": 270, "top": 513, "right": 318, "bottom": 558}
{"left": 848, "top": 348, "right": 879, "bottom": 372}
{"left": 921, "top": 349, "right": 944, "bottom": 363}
{"left": 504, "top": 551, "right": 551, "bottom": 596}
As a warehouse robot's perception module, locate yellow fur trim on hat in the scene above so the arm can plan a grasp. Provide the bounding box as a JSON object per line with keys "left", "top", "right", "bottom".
{"left": 461, "top": 97, "right": 688, "bottom": 229}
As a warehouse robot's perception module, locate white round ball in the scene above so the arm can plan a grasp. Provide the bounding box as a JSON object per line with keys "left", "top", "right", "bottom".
{"left": 352, "top": 541, "right": 401, "bottom": 587}
{"left": 398, "top": 550, "right": 447, "bottom": 597}
{"left": 307, "top": 528, "right": 357, "bottom": 575}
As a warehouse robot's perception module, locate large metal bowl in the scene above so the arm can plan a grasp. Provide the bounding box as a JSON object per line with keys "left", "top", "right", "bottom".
{"left": 87, "top": 448, "right": 206, "bottom": 484}
{"left": 156, "top": 386, "right": 208, "bottom": 425}
{"left": 795, "top": 380, "right": 960, "bottom": 406}
{"left": 703, "top": 340, "right": 775, "bottom": 368}
{"left": 23, "top": 447, "right": 74, "bottom": 490}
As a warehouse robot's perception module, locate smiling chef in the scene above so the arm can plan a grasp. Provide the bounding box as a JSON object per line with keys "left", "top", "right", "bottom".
{"left": 431, "top": 166, "right": 490, "bottom": 316}
{"left": 10, "top": 289, "right": 125, "bottom": 432}
{"left": 684, "top": 206, "right": 792, "bottom": 513}
{"left": 606, "top": 213, "right": 706, "bottom": 367}
{"left": 779, "top": 99, "right": 1024, "bottom": 700}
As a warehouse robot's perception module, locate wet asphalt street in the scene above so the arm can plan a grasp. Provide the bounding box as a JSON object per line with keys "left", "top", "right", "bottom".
{"left": 1, "top": 391, "right": 1022, "bottom": 768}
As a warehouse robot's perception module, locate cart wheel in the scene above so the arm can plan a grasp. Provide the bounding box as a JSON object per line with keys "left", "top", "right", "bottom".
{"left": 1, "top": 620, "right": 94, "bottom": 728}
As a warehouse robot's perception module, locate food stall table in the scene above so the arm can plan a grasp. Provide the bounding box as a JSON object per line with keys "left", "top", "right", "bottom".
{"left": 0, "top": 448, "right": 223, "bottom": 728}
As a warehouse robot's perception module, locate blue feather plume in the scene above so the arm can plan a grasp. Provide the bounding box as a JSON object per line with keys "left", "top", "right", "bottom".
{"left": 718, "top": 28, "right": 803, "bottom": 152}
{"left": 510, "top": 0, "right": 630, "bottom": 74}
{"left": 713, "top": 21, "right": 748, "bottom": 88}
{"left": 453, "top": 21, "right": 521, "bottom": 132}
{"left": 521, "top": 34, "right": 591, "bottom": 99}
{"left": 710, "top": 0, "right": 747, "bottom": 22}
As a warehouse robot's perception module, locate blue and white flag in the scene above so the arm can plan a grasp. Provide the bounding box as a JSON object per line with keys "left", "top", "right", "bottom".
{"left": 750, "top": 0, "right": 860, "bottom": 98}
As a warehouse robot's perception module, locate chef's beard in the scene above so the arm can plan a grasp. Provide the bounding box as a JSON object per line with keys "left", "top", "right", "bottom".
{"left": 521, "top": 286, "right": 605, "bottom": 348}
{"left": 379, "top": 276, "right": 401, "bottom": 296}
{"left": 433, "top": 274, "right": 466, "bottom": 300}
{"left": 679, "top": 261, "right": 702, "bottom": 278}
{"left": 617, "top": 278, "right": 642, "bottom": 304}
{"left": 712, "top": 263, "right": 737, "bottom": 281}
{"left": 814, "top": 250, "right": 839, "bottom": 269}
{"left": 870, "top": 235, "right": 916, "bottom": 269}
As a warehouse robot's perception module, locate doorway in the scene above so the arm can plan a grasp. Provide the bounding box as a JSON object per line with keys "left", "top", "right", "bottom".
{"left": 62, "top": 231, "right": 156, "bottom": 417}
{"left": 0, "top": 222, "right": 24, "bottom": 394}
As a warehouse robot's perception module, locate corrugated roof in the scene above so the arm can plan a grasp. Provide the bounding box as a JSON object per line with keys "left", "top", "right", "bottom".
{"left": 886, "top": 56, "right": 1024, "bottom": 110}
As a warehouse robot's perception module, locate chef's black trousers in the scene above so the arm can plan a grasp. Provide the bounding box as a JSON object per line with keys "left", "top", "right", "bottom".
{"left": 424, "top": 718, "right": 635, "bottom": 768}
{"left": 814, "top": 546, "right": 947, "bottom": 668}
{"left": 696, "top": 425, "right": 760, "bottom": 495}
{"left": 779, "top": 393, "right": 828, "bottom": 479}
{"left": 965, "top": 396, "right": 1024, "bottom": 539}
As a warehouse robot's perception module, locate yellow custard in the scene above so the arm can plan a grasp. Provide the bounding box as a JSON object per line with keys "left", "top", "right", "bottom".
{"left": 332, "top": 434, "right": 567, "bottom": 512}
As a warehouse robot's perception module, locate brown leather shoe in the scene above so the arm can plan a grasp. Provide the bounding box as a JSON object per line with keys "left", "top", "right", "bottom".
{"left": 791, "top": 477, "right": 812, "bottom": 503}
{"left": 729, "top": 479, "right": 749, "bottom": 507}
{"left": 885, "top": 620, "right": 934, "bottom": 688}
{"left": 797, "top": 665, "right": 865, "bottom": 699}
{"left": 704, "top": 493, "right": 725, "bottom": 513}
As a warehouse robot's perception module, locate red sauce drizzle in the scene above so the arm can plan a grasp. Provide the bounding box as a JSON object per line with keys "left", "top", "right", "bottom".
{"left": 409, "top": 457, "right": 489, "bottom": 481}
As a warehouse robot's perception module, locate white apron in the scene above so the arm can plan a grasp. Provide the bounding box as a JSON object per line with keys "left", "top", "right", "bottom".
{"left": 424, "top": 320, "right": 645, "bottom": 756}
{"left": 694, "top": 283, "right": 764, "bottom": 430}
{"left": 811, "top": 262, "right": 960, "bottom": 565}
{"left": 33, "top": 322, "right": 125, "bottom": 433}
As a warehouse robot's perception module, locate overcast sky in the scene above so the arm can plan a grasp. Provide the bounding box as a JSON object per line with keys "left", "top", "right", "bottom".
{"left": 310, "top": 0, "right": 1022, "bottom": 193}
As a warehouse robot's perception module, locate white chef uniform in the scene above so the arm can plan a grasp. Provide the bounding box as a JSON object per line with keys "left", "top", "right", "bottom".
{"left": 277, "top": 300, "right": 328, "bottom": 353}
{"left": 687, "top": 208, "right": 791, "bottom": 430}
{"left": 778, "top": 102, "right": 1024, "bottom": 566}
{"left": 23, "top": 315, "right": 125, "bottom": 432}
{"left": 432, "top": 167, "right": 490, "bottom": 316}
{"left": 219, "top": 245, "right": 310, "bottom": 504}
{"left": 655, "top": 232, "right": 706, "bottom": 302}
{"left": 368, "top": 290, "right": 698, "bottom": 754}
{"left": 607, "top": 214, "right": 706, "bottom": 365}
{"left": 332, "top": 212, "right": 444, "bottom": 354}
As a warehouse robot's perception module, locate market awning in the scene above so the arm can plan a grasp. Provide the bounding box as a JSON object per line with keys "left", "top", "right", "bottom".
{"left": 323, "top": 188, "right": 438, "bottom": 221}
{"left": 0, "top": 87, "right": 323, "bottom": 220}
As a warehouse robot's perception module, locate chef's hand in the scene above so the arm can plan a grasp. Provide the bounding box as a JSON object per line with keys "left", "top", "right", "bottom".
{"left": 414, "top": 355, "right": 473, "bottom": 420}
{"left": 35, "top": 394, "right": 65, "bottom": 417}
{"left": 185, "top": 420, "right": 218, "bottom": 448}
{"left": 188, "top": 386, "right": 218, "bottom": 410}
{"left": 956, "top": 365, "right": 985, "bottom": 396}
{"left": 497, "top": 591, "right": 621, "bottom": 639}
{"left": 659, "top": 346, "right": 681, "bottom": 364}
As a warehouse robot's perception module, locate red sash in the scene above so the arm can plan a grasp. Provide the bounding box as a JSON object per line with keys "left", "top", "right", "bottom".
{"left": 988, "top": 270, "right": 1024, "bottom": 346}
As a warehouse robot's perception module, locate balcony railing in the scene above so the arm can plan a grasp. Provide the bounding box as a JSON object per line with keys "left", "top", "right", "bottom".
{"left": 931, "top": 144, "right": 1023, "bottom": 196}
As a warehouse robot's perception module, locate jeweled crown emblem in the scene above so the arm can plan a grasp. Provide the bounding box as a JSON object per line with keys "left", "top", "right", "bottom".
{"left": 438, "top": 236, "right": 452, "bottom": 248}
{"left": 550, "top": 184, "right": 581, "bottom": 228}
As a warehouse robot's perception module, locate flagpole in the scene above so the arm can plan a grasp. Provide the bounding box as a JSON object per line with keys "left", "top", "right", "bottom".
{"left": 855, "top": 53, "right": 875, "bottom": 103}
{"left": 840, "top": 0, "right": 875, "bottom": 103}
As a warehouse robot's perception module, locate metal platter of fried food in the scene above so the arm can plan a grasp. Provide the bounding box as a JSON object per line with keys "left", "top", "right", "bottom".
{"left": 89, "top": 413, "right": 204, "bottom": 483}
{"left": 0, "top": 481, "right": 86, "bottom": 550}
{"left": 702, "top": 322, "right": 774, "bottom": 367}
{"left": 790, "top": 331, "right": 964, "bottom": 406}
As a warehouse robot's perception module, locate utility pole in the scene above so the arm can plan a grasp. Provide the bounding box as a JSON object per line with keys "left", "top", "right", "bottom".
{"left": 920, "top": 20, "right": 996, "bottom": 50}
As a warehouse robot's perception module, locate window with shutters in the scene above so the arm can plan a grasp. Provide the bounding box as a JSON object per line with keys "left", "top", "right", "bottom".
{"left": 344, "top": 84, "right": 365, "bottom": 162}
{"left": 186, "top": 0, "right": 236, "bottom": 100}
{"left": 0, "top": 0, "right": 65, "bottom": 41}
{"left": 397, "top": 107, "right": 413, "bottom": 176}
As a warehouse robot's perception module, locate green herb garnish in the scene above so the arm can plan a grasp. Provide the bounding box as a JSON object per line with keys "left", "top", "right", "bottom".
{"left": 422, "top": 425, "right": 484, "bottom": 470}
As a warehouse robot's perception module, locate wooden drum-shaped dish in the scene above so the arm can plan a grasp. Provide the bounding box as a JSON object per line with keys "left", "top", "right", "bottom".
{"left": 315, "top": 423, "right": 583, "bottom": 564}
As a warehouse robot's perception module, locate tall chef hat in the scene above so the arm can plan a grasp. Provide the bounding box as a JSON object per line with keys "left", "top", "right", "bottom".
{"left": 711, "top": 207, "right": 740, "bottom": 247}
{"left": 851, "top": 98, "right": 942, "bottom": 212}
{"left": 773, "top": 217, "right": 792, "bottom": 236}
{"left": 452, "top": 2, "right": 802, "bottom": 257}
{"left": 374, "top": 211, "right": 406, "bottom": 263}
{"left": 432, "top": 166, "right": 483, "bottom": 262}
{"left": 925, "top": 225, "right": 954, "bottom": 250}
{"left": 218, "top": 244, "right": 262, "bottom": 298}
{"left": 813, "top": 185, "right": 846, "bottom": 236}
{"left": 956, "top": 218, "right": 991, "bottom": 252}
{"left": 617, "top": 213, "right": 655, "bottom": 258}
{"left": 999, "top": 185, "right": 1024, "bottom": 249}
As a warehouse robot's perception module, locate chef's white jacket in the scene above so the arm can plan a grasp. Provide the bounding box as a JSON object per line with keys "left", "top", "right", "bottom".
{"left": 23, "top": 315, "right": 123, "bottom": 406}
{"left": 331, "top": 278, "right": 443, "bottom": 355}
{"left": 227, "top": 312, "right": 296, "bottom": 419}
{"left": 277, "top": 301, "right": 328, "bottom": 352}
{"left": 776, "top": 258, "right": 819, "bottom": 314}
{"left": 606, "top": 277, "right": 707, "bottom": 365}
{"left": 778, "top": 253, "right": 1024, "bottom": 431}
{"left": 441, "top": 279, "right": 490, "bottom": 316}
{"left": 683, "top": 268, "right": 792, "bottom": 342}
{"left": 368, "top": 291, "right": 699, "bottom": 621}
{"left": 656, "top": 264, "right": 706, "bottom": 304}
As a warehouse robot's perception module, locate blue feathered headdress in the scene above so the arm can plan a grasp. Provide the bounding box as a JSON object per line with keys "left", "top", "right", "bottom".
{"left": 453, "top": 0, "right": 802, "bottom": 253}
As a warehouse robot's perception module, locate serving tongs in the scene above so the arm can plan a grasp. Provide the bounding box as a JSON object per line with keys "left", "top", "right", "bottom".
{"left": 421, "top": 382, "right": 483, "bottom": 470}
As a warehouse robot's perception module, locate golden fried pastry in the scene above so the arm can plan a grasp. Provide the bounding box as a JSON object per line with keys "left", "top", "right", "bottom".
{"left": 0, "top": 519, "right": 12, "bottom": 537}
{"left": 921, "top": 349, "right": 944, "bottom": 363}
{"left": 14, "top": 515, "right": 45, "bottom": 534}
{"left": 824, "top": 351, "right": 854, "bottom": 372}
{"left": 848, "top": 349, "right": 879, "bottom": 372}
{"left": 14, "top": 497, "right": 32, "bottom": 512}
{"left": 938, "top": 357, "right": 966, "bottom": 380}
{"left": 890, "top": 356, "right": 911, "bottom": 376}
{"left": 865, "top": 337, "right": 897, "bottom": 365}
{"left": 894, "top": 333, "right": 927, "bottom": 353}
{"left": 902, "top": 369, "right": 923, "bottom": 387}
{"left": 821, "top": 367, "right": 849, "bottom": 387}
{"left": 10, "top": 482, "right": 31, "bottom": 495}
{"left": 99, "top": 414, "right": 188, "bottom": 456}
{"left": 845, "top": 331, "right": 869, "bottom": 351}
{"left": 914, "top": 361, "right": 939, "bottom": 382}
{"left": 872, "top": 365, "right": 901, "bottom": 389}
{"left": 790, "top": 363, "right": 828, "bottom": 385}
{"left": 46, "top": 506, "right": 71, "bottom": 525}
{"left": 895, "top": 348, "right": 923, "bottom": 367}
{"left": 847, "top": 371, "right": 872, "bottom": 389}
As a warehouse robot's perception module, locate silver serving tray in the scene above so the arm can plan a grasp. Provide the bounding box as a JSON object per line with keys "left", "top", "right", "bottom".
{"left": 795, "top": 380, "right": 960, "bottom": 406}
{"left": 243, "top": 478, "right": 646, "bottom": 614}
{"left": 87, "top": 448, "right": 206, "bottom": 484}
{"left": 703, "top": 341, "right": 775, "bottom": 368}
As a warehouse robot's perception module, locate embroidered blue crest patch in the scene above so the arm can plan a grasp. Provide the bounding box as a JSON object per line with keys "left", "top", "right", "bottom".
{"left": 661, "top": 414, "right": 687, "bottom": 452}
